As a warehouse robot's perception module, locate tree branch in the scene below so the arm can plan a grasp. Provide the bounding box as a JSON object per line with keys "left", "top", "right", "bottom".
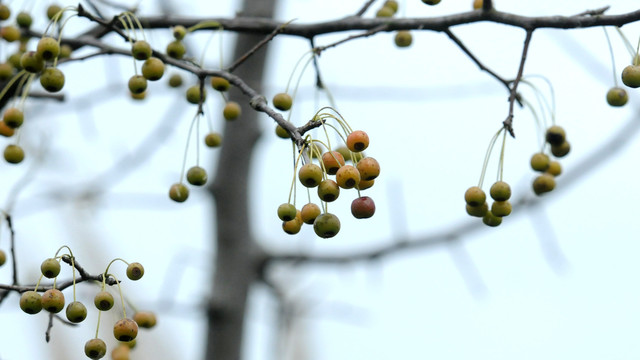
{"left": 503, "top": 29, "right": 534, "bottom": 138}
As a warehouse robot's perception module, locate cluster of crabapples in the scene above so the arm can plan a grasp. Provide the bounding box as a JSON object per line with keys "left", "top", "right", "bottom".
{"left": 18, "top": 247, "right": 155, "bottom": 359}
{"left": 0, "top": 4, "right": 72, "bottom": 164}
{"left": 274, "top": 111, "right": 380, "bottom": 238}
{"left": 615, "top": 55, "right": 640, "bottom": 106}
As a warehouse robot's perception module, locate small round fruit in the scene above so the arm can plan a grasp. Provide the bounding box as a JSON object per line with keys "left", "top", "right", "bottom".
{"left": 376, "top": 6, "right": 394, "bottom": 18}
{"left": 272, "top": 93, "right": 293, "bottom": 111}
{"left": 94, "top": 291, "right": 114, "bottom": 311}
{"left": 606, "top": 87, "right": 628, "bottom": 107}
{"left": 0, "top": 4, "right": 9, "bottom": 20}
{"left": 20, "top": 51, "right": 44, "bottom": 73}
{"left": 489, "top": 181, "right": 511, "bottom": 201}
{"left": 422, "top": 0, "right": 441, "bottom": 4}
{"left": 3, "top": 107, "right": 24, "bottom": 129}
{"left": 313, "top": 213, "right": 341, "bottom": 238}
{"left": 130, "top": 91, "right": 146, "bottom": 101}
{"left": 169, "top": 183, "right": 189, "bottom": 202}
{"left": 41, "top": 288, "right": 65, "bottom": 313}
{"left": 84, "top": 338, "right": 107, "bottom": 359}
{"left": 351, "top": 196, "right": 376, "bottom": 219}
{"left": 0, "top": 63, "right": 14, "bottom": 81}
{"left": 133, "top": 311, "right": 157, "bottom": 328}
{"left": 545, "top": 125, "right": 566, "bottom": 146}
{"left": 473, "top": 0, "right": 483, "bottom": 9}
{"left": 36, "top": 37, "right": 60, "bottom": 60}
{"left": 47, "top": 4, "right": 62, "bottom": 20}
{"left": 59, "top": 44, "right": 72, "bottom": 58}
{"left": 275, "top": 125, "right": 290, "bottom": 139}
{"left": 464, "top": 186, "right": 486, "bottom": 207}
{"left": 356, "top": 157, "right": 380, "bottom": 180}
{"left": 621, "top": 65, "right": 640, "bottom": 88}
{"left": 211, "top": 76, "right": 230, "bottom": 91}
{"left": 394, "top": 31, "right": 412, "bottom": 48}
{"left": 546, "top": 161, "right": 562, "bottom": 177}
{"left": 186, "top": 85, "right": 205, "bottom": 104}
{"left": 551, "top": 141, "right": 571, "bottom": 158}
{"left": 321, "top": 151, "right": 346, "bottom": 175}
{"left": 66, "top": 301, "right": 87, "bottom": 323}
{"left": 141, "top": 57, "right": 164, "bottom": 81}
{"left": 301, "top": 203, "right": 321, "bottom": 224}
{"left": 0, "top": 26, "right": 20, "bottom": 42}
{"left": 223, "top": 101, "right": 241, "bottom": 120}
{"left": 298, "top": 163, "right": 323, "bottom": 188}
{"left": 16, "top": 11, "right": 32, "bottom": 28}
{"left": 0, "top": 122, "right": 14, "bottom": 137}
{"left": 41, "top": 258, "right": 61, "bottom": 278}
{"left": 168, "top": 73, "right": 183, "bottom": 87}
{"left": 186, "top": 166, "right": 208, "bottom": 186}
{"left": 40, "top": 67, "right": 65, "bottom": 92}
{"left": 166, "top": 40, "right": 186, "bottom": 59}
{"left": 0, "top": 250, "right": 5, "bottom": 266}
{"left": 336, "top": 165, "right": 361, "bottom": 189}
{"left": 205, "top": 132, "right": 222, "bottom": 147}
{"left": 111, "top": 344, "right": 131, "bottom": 360}
{"left": 126, "top": 262, "right": 144, "bottom": 281}
{"left": 532, "top": 174, "right": 556, "bottom": 195}
{"left": 466, "top": 202, "right": 488, "bottom": 217}
{"left": 277, "top": 203, "right": 297, "bottom": 221}
{"left": 131, "top": 40, "right": 152, "bottom": 60}
{"left": 357, "top": 178, "right": 375, "bottom": 191}
{"left": 20, "top": 291, "right": 43, "bottom": 314}
{"left": 317, "top": 179, "right": 340, "bottom": 202}
{"left": 384, "top": 0, "right": 399, "bottom": 12}
{"left": 114, "top": 318, "right": 138, "bottom": 342}
{"left": 282, "top": 214, "right": 302, "bottom": 235}
{"left": 128, "top": 75, "right": 147, "bottom": 94}
{"left": 173, "top": 25, "right": 187, "bottom": 40}
{"left": 530, "top": 152, "right": 550, "bottom": 172}
{"left": 4, "top": 144, "right": 24, "bottom": 164}
{"left": 482, "top": 210, "right": 502, "bottom": 227}
{"left": 346, "top": 130, "right": 369, "bottom": 152}
{"left": 491, "top": 201, "right": 512, "bottom": 217}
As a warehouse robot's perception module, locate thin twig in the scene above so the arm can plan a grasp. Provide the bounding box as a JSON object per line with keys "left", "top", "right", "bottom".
{"left": 6, "top": 215, "right": 17, "bottom": 286}
{"left": 503, "top": 29, "right": 534, "bottom": 138}
{"left": 227, "top": 20, "right": 293, "bottom": 72}
{"left": 314, "top": 24, "right": 389, "bottom": 55}
{"left": 354, "top": 0, "right": 376, "bottom": 17}
{"left": 309, "top": 38, "right": 325, "bottom": 89}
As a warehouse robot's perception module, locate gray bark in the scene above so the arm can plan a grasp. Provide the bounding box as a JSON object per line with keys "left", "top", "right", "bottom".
{"left": 206, "top": 0, "right": 277, "bottom": 359}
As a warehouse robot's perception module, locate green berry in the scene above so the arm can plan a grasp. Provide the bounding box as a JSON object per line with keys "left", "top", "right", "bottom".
{"left": 272, "top": 93, "right": 293, "bottom": 111}
{"left": 20, "top": 291, "right": 43, "bottom": 314}
{"left": 36, "top": 37, "right": 60, "bottom": 60}
{"left": 131, "top": 40, "right": 152, "bottom": 60}
{"left": 422, "top": 0, "right": 441, "bottom": 4}
{"left": 532, "top": 173, "right": 556, "bottom": 195}
{"left": 3, "top": 107, "right": 23, "bottom": 128}
{"left": 621, "top": 65, "right": 640, "bottom": 88}
{"left": 317, "top": 179, "right": 340, "bottom": 202}
{"left": 84, "top": 338, "right": 107, "bottom": 359}
{"left": 223, "top": 101, "right": 241, "bottom": 120}
{"left": 16, "top": 12, "right": 32, "bottom": 28}
{"left": 94, "top": 291, "right": 114, "bottom": 311}
{"left": 491, "top": 201, "right": 512, "bottom": 217}
{"left": 210, "top": 76, "right": 230, "bottom": 91}
{"left": 0, "top": 62, "right": 14, "bottom": 81}
{"left": 277, "top": 203, "right": 297, "bottom": 221}
{"left": 546, "top": 161, "right": 562, "bottom": 177}
{"left": 351, "top": 196, "right": 376, "bottom": 219}
{"left": 66, "top": 301, "right": 88, "bottom": 323}
{"left": 41, "top": 288, "right": 65, "bottom": 313}
{"left": 464, "top": 186, "right": 486, "bottom": 207}
{"left": 186, "top": 85, "right": 205, "bottom": 104}
{"left": 313, "top": 213, "right": 341, "bottom": 238}
{"left": 282, "top": 212, "right": 302, "bottom": 235}
{"left": 384, "top": 1, "right": 399, "bottom": 12}
{"left": 128, "top": 75, "right": 147, "bottom": 94}
{"left": 1, "top": 26, "right": 20, "bottom": 42}
{"left": 394, "top": 31, "right": 413, "bottom": 48}
{"left": 0, "top": 4, "right": 10, "bottom": 20}
{"left": 301, "top": 203, "right": 321, "bottom": 224}
{"left": 482, "top": 210, "right": 502, "bottom": 227}
{"left": 168, "top": 73, "right": 183, "bottom": 88}
{"left": 126, "top": 262, "right": 144, "bottom": 281}
{"left": 186, "top": 166, "right": 208, "bottom": 186}
{"left": 530, "top": 152, "right": 550, "bottom": 172}
{"left": 551, "top": 141, "right": 570, "bottom": 158}
{"left": 46, "top": 5, "right": 62, "bottom": 20}
{"left": 173, "top": 25, "right": 187, "bottom": 40}
{"left": 41, "top": 257, "right": 61, "bottom": 278}
{"left": 336, "top": 165, "right": 361, "bottom": 189}
{"left": 606, "top": 87, "right": 628, "bottom": 107}
{"left": 141, "top": 57, "right": 164, "bottom": 81}
{"left": 466, "top": 202, "right": 488, "bottom": 217}
{"left": 20, "top": 51, "right": 44, "bottom": 73}
{"left": 4, "top": 144, "right": 24, "bottom": 164}
{"left": 40, "top": 67, "right": 65, "bottom": 92}
{"left": 275, "top": 125, "right": 290, "bottom": 139}
{"left": 59, "top": 44, "right": 72, "bottom": 58}
{"left": 0, "top": 249, "right": 5, "bottom": 266}
{"left": 166, "top": 40, "right": 186, "bottom": 59}
{"left": 545, "top": 125, "right": 566, "bottom": 146}
{"left": 133, "top": 311, "right": 157, "bottom": 328}
{"left": 376, "top": 6, "right": 394, "bottom": 18}
{"left": 298, "top": 163, "right": 323, "bottom": 188}
{"left": 204, "top": 132, "right": 222, "bottom": 147}
{"left": 113, "top": 318, "right": 139, "bottom": 342}
{"left": 489, "top": 181, "right": 511, "bottom": 201}
{"left": 169, "top": 183, "right": 189, "bottom": 202}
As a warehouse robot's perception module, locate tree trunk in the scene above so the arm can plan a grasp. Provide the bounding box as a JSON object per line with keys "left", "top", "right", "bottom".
{"left": 206, "top": 0, "right": 277, "bottom": 359}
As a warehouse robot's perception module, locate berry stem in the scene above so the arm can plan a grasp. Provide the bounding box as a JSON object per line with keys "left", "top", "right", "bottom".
{"left": 614, "top": 27, "right": 636, "bottom": 60}
{"left": 53, "top": 13, "right": 79, "bottom": 68}
{"left": 497, "top": 128, "right": 508, "bottom": 182}
{"left": 178, "top": 114, "right": 201, "bottom": 182}
{"left": 603, "top": 27, "right": 619, "bottom": 86}
{"left": 94, "top": 304, "right": 102, "bottom": 338}
{"left": 0, "top": 71, "right": 27, "bottom": 106}
{"left": 478, "top": 127, "right": 503, "bottom": 188}
{"left": 111, "top": 273, "right": 128, "bottom": 318}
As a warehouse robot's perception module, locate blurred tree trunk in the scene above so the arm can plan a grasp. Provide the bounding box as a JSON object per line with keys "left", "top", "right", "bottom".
{"left": 206, "top": 0, "right": 277, "bottom": 359}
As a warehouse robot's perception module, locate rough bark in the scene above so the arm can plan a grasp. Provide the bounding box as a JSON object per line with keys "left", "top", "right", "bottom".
{"left": 206, "top": 0, "right": 277, "bottom": 359}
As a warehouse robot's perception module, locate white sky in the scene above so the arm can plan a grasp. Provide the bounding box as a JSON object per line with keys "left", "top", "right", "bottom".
{"left": 2, "top": 0, "right": 640, "bottom": 360}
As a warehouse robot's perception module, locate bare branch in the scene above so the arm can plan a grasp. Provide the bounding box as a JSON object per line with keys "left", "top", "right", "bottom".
{"left": 503, "top": 29, "right": 534, "bottom": 138}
